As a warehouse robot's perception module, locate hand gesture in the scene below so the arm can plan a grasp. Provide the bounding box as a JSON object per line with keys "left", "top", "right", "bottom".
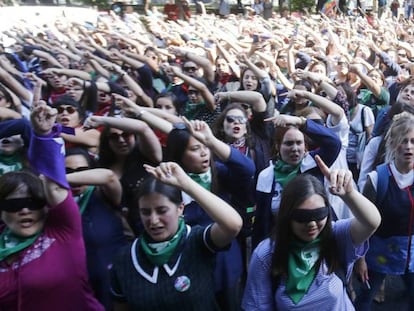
{"left": 214, "top": 92, "right": 228, "bottom": 104}
{"left": 315, "top": 155, "right": 353, "bottom": 196}
{"left": 144, "top": 162, "right": 190, "bottom": 189}
{"left": 183, "top": 117, "right": 213, "bottom": 145}
{"left": 237, "top": 53, "right": 249, "bottom": 64}
{"left": 30, "top": 104, "right": 57, "bottom": 136}
{"left": 84, "top": 115, "right": 105, "bottom": 129}
{"left": 112, "top": 93, "right": 139, "bottom": 117}
{"left": 264, "top": 114, "right": 302, "bottom": 127}
{"left": 287, "top": 88, "right": 307, "bottom": 99}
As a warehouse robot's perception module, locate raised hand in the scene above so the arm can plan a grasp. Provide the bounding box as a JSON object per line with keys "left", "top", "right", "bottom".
{"left": 144, "top": 162, "right": 190, "bottom": 189}
{"left": 315, "top": 154, "right": 353, "bottom": 196}
{"left": 30, "top": 105, "right": 57, "bottom": 136}
{"left": 183, "top": 117, "right": 214, "bottom": 145}
{"left": 264, "top": 114, "right": 302, "bottom": 127}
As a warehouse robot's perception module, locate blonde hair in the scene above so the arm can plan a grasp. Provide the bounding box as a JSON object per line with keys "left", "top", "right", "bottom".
{"left": 385, "top": 112, "right": 414, "bottom": 163}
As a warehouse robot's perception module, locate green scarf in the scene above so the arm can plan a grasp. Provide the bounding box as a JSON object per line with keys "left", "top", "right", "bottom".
{"left": 0, "top": 153, "right": 23, "bottom": 175}
{"left": 0, "top": 228, "right": 41, "bottom": 261}
{"left": 75, "top": 186, "right": 95, "bottom": 215}
{"left": 188, "top": 169, "right": 211, "bottom": 190}
{"left": 140, "top": 217, "right": 186, "bottom": 266}
{"left": 274, "top": 160, "right": 301, "bottom": 187}
{"left": 286, "top": 238, "right": 321, "bottom": 304}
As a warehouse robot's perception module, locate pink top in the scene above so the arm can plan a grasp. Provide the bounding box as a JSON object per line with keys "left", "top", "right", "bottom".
{"left": 0, "top": 193, "right": 104, "bottom": 311}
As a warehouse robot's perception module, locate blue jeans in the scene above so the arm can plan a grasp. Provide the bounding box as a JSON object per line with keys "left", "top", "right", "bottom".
{"left": 354, "top": 270, "right": 414, "bottom": 311}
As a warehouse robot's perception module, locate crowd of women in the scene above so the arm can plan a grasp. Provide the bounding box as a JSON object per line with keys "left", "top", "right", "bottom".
{"left": 0, "top": 5, "right": 414, "bottom": 310}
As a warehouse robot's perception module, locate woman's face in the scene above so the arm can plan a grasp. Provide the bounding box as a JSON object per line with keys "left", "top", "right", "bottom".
{"left": 187, "top": 87, "right": 202, "bottom": 104}
{"left": 155, "top": 97, "right": 177, "bottom": 115}
{"left": 242, "top": 69, "right": 258, "bottom": 91}
{"left": 0, "top": 135, "right": 24, "bottom": 156}
{"left": 47, "top": 73, "right": 67, "bottom": 89}
{"left": 108, "top": 128, "right": 136, "bottom": 157}
{"left": 310, "top": 63, "right": 326, "bottom": 76}
{"left": 65, "top": 154, "right": 89, "bottom": 197}
{"left": 336, "top": 59, "right": 349, "bottom": 76}
{"left": 394, "top": 128, "right": 414, "bottom": 171}
{"left": 56, "top": 54, "right": 70, "bottom": 68}
{"left": 276, "top": 52, "right": 288, "bottom": 68}
{"left": 368, "top": 70, "right": 383, "bottom": 86}
{"left": 216, "top": 58, "right": 230, "bottom": 76}
{"left": 56, "top": 105, "right": 81, "bottom": 127}
{"left": 397, "top": 83, "right": 414, "bottom": 106}
{"left": 223, "top": 108, "right": 248, "bottom": 141}
{"left": 279, "top": 128, "right": 306, "bottom": 166}
{"left": 181, "top": 136, "right": 210, "bottom": 173}
{"left": 66, "top": 84, "right": 84, "bottom": 102}
{"left": 1, "top": 183, "right": 47, "bottom": 237}
{"left": 139, "top": 192, "right": 184, "bottom": 242}
{"left": 291, "top": 194, "right": 327, "bottom": 242}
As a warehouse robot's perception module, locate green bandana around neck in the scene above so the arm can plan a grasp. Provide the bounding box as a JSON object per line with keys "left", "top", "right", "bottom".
{"left": 274, "top": 160, "right": 301, "bottom": 188}
{"left": 286, "top": 237, "right": 321, "bottom": 304}
{"left": 188, "top": 168, "right": 211, "bottom": 190}
{"left": 0, "top": 228, "right": 41, "bottom": 261}
{"left": 140, "top": 217, "right": 186, "bottom": 266}
{"left": 75, "top": 186, "right": 95, "bottom": 215}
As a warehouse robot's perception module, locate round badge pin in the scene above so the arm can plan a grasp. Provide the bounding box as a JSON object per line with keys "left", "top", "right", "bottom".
{"left": 174, "top": 275, "right": 191, "bottom": 292}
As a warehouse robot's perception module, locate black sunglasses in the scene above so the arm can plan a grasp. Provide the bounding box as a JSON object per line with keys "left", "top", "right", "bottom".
{"left": 183, "top": 66, "right": 197, "bottom": 72}
{"left": 108, "top": 132, "right": 132, "bottom": 141}
{"left": 0, "top": 198, "right": 45, "bottom": 213}
{"left": 65, "top": 166, "right": 90, "bottom": 174}
{"left": 225, "top": 115, "right": 248, "bottom": 124}
{"left": 57, "top": 106, "right": 77, "bottom": 114}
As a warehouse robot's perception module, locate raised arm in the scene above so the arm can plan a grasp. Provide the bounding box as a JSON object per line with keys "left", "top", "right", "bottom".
{"left": 144, "top": 162, "right": 242, "bottom": 248}
{"left": 315, "top": 155, "right": 381, "bottom": 245}
{"left": 29, "top": 105, "right": 68, "bottom": 206}
{"left": 85, "top": 115, "right": 162, "bottom": 164}
{"left": 66, "top": 168, "right": 122, "bottom": 207}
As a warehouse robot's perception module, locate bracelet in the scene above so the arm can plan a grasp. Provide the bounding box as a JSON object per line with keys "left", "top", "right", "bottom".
{"left": 135, "top": 110, "right": 144, "bottom": 119}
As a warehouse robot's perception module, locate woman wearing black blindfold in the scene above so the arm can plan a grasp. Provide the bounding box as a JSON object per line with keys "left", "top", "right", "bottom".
{"left": 243, "top": 155, "right": 381, "bottom": 310}
{"left": 0, "top": 105, "right": 104, "bottom": 311}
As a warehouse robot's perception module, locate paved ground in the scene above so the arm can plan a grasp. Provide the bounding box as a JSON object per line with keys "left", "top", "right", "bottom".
{"left": 352, "top": 275, "right": 408, "bottom": 311}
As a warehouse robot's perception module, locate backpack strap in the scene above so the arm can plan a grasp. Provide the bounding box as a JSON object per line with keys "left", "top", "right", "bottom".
{"left": 376, "top": 163, "right": 390, "bottom": 204}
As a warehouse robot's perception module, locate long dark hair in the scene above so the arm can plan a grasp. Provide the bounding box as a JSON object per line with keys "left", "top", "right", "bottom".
{"left": 213, "top": 103, "right": 253, "bottom": 148}
{"left": 239, "top": 67, "right": 261, "bottom": 92}
{"left": 165, "top": 127, "right": 219, "bottom": 194}
{"left": 98, "top": 126, "right": 139, "bottom": 168}
{"left": 136, "top": 175, "right": 182, "bottom": 207}
{"left": 270, "top": 174, "right": 338, "bottom": 290}
{"left": 0, "top": 170, "right": 45, "bottom": 202}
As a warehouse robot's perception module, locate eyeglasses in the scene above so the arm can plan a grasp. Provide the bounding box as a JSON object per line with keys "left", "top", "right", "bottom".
{"left": 183, "top": 66, "right": 198, "bottom": 72}
{"left": 225, "top": 115, "right": 248, "bottom": 124}
{"left": 57, "top": 106, "right": 77, "bottom": 114}
{"left": 187, "top": 90, "right": 200, "bottom": 96}
{"left": 0, "top": 197, "right": 45, "bottom": 213}
{"left": 108, "top": 132, "right": 133, "bottom": 141}
{"left": 65, "top": 166, "right": 89, "bottom": 174}
{"left": 398, "top": 53, "right": 407, "bottom": 57}
{"left": 337, "top": 61, "right": 348, "bottom": 66}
